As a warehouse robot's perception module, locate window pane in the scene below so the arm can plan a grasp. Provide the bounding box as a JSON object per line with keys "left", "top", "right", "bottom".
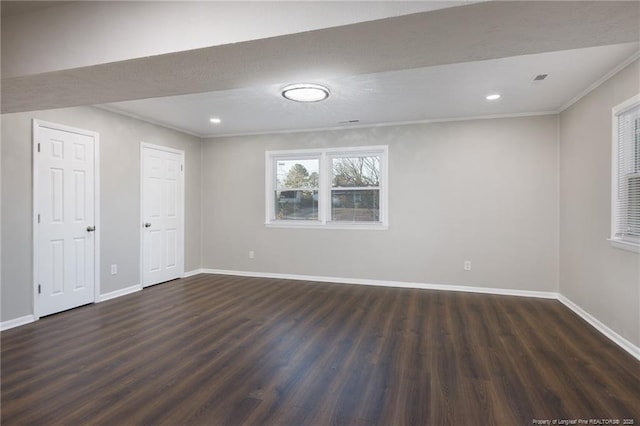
{"left": 275, "top": 190, "right": 318, "bottom": 220}
{"left": 276, "top": 159, "right": 319, "bottom": 189}
{"left": 331, "top": 189, "right": 379, "bottom": 222}
{"left": 332, "top": 156, "right": 380, "bottom": 187}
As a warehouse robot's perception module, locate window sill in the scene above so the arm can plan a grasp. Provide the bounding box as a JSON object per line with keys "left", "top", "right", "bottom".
{"left": 266, "top": 221, "right": 388, "bottom": 231}
{"left": 607, "top": 238, "right": 640, "bottom": 253}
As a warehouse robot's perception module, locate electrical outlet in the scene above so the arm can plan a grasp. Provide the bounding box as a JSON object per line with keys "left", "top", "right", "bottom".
{"left": 111, "top": 264, "right": 118, "bottom": 275}
{"left": 464, "top": 260, "right": 471, "bottom": 271}
{"left": 249, "top": 250, "right": 255, "bottom": 259}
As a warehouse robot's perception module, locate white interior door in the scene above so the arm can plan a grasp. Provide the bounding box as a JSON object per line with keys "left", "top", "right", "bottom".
{"left": 34, "top": 120, "right": 99, "bottom": 317}
{"left": 141, "top": 143, "right": 184, "bottom": 287}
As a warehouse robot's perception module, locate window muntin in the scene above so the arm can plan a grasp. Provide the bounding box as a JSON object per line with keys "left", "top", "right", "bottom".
{"left": 612, "top": 96, "right": 640, "bottom": 248}
{"left": 266, "top": 146, "right": 388, "bottom": 229}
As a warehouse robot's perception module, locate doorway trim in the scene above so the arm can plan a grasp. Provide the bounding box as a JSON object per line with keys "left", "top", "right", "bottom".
{"left": 32, "top": 119, "right": 101, "bottom": 320}
{"left": 139, "top": 142, "right": 185, "bottom": 288}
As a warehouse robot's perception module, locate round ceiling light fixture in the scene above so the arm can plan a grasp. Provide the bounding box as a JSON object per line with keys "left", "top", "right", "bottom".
{"left": 485, "top": 93, "right": 501, "bottom": 101}
{"left": 281, "top": 83, "right": 330, "bottom": 103}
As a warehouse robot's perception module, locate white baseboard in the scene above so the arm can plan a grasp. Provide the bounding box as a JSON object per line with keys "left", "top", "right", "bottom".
{"left": 97, "top": 284, "right": 142, "bottom": 302}
{"left": 183, "top": 269, "right": 204, "bottom": 278}
{"left": 200, "top": 268, "right": 558, "bottom": 299}
{"left": 3, "top": 284, "right": 143, "bottom": 330}
{"left": 558, "top": 294, "right": 640, "bottom": 361}
{"left": 1, "top": 314, "right": 36, "bottom": 331}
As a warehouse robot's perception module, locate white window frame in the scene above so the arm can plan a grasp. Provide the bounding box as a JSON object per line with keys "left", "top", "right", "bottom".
{"left": 609, "top": 94, "right": 640, "bottom": 253}
{"left": 266, "top": 145, "right": 388, "bottom": 230}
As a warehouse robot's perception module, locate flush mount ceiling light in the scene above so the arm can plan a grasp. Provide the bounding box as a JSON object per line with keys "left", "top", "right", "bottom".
{"left": 486, "top": 93, "right": 501, "bottom": 101}
{"left": 281, "top": 83, "right": 330, "bottom": 103}
{"left": 209, "top": 117, "right": 221, "bottom": 124}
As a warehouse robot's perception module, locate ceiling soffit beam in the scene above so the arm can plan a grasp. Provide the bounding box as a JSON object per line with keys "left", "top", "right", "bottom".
{"left": 2, "top": 1, "right": 639, "bottom": 114}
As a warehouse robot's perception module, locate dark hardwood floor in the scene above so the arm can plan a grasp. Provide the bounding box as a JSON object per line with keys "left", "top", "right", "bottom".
{"left": 1, "top": 274, "right": 639, "bottom": 425}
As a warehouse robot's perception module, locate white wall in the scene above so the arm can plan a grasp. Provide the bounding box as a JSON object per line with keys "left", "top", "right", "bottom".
{"left": 1, "top": 106, "right": 202, "bottom": 322}
{"left": 559, "top": 59, "right": 640, "bottom": 347}
{"left": 202, "top": 115, "right": 559, "bottom": 292}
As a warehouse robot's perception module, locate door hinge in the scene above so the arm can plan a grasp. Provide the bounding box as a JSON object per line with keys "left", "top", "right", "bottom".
{"left": 181, "top": 164, "right": 183, "bottom": 172}
{"left": 38, "top": 284, "right": 41, "bottom": 294}
{"left": 37, "top": 214, "right": 41, "bottom": 224}
{"left": 37, "top": 143, "right": 41, "bottom": 153}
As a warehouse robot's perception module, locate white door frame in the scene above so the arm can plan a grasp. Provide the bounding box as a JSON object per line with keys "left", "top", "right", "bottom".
{"left": 32, "top": 119, "right": 101, "bottom": 320}
{"left": 139, "top": 142, "right": 185, "bottom": 287}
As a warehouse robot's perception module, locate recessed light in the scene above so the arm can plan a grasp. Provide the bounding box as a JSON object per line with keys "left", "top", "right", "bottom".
{"left": 209, "top": 117, "right": 221, "bottom": 124}
{"left": 486, "top": 94, "right": 501, "bottom": 101}
{"left": 282, "top": 83, "right": 330, "bottom": 103}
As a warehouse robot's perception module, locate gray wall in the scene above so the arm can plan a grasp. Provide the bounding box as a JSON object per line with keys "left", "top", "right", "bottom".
{"left": 1, "top": 106, "right": 202, "bottom": 321}
{"left": 202, "top": 115, "right": 559, "bottom": 292}
{"left": 559, "top": 59, "right": 640, "bottom": 347}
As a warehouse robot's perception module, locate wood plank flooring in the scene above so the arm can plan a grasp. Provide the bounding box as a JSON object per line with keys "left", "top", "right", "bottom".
{"left": 2, "top": 274, "right": 639, "bottom": 425}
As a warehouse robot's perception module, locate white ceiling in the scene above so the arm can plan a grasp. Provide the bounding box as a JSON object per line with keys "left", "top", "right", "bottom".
{"left": 2, "top": 1, "right": 639, "bottom": 136}
{"left": 102, "top": 42, "right": 639, "bottom": 137}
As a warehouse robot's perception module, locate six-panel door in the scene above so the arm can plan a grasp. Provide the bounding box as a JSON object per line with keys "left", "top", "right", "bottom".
{"left": 142, "top": 145, "right": 184, "bottom": 287}
{"left": 37, "top": 124, "right": 96, "bottom": 316}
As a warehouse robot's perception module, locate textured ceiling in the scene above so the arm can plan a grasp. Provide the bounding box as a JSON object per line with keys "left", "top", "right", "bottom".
{"left": 1, "top": 1, "right": 639, "bottom": 137}
{"left": 2, "top": 1, "right": 639, "bottom": 115}
{"left": 102, "top": 43, "right": 640, "bottom": 137}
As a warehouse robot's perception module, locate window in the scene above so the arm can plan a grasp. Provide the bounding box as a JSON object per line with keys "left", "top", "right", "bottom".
{"left": 266, "top": 146, "right": 388, "bottom": 229}
{"left": 611, "top": 94, "right": 640, "bottom": 252}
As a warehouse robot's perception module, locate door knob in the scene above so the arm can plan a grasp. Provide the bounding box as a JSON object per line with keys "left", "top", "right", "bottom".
{"left": 86, "top": 226, "right": 96, "bottom": 232}
{"left": 144, "top": 222, "right": 152, "bottom": 228}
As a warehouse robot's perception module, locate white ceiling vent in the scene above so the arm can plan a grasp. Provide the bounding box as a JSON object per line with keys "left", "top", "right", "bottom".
{"left": 532, "top": 73, "right": 549, "bottom": 82}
